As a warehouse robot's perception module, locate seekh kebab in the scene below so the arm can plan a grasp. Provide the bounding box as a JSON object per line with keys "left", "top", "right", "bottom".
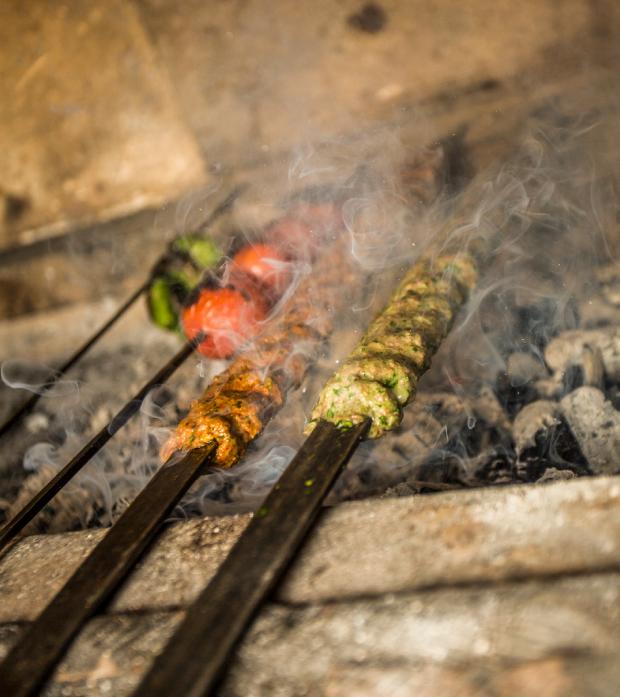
{"left": 306, "top": 252, "right": 478, "bottom": 437}
{"left": 161, "top": 232, "right": 360, "bottom": 467}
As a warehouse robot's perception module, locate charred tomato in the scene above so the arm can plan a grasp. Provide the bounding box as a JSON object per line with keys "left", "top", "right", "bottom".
{"left": 182, "top": 286, "right": 267, "bottom": 358}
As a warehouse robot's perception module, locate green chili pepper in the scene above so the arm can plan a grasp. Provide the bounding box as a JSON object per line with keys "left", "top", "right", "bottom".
{"left": 147, "top": 232, "right": 224, "bottom": 332}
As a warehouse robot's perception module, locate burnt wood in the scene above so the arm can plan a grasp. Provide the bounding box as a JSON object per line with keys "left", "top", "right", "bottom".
{"left": 0, "top": 443, "right": 217, "bottom": 697}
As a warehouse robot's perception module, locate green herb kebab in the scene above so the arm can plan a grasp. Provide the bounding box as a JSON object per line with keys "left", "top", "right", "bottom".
{"left": 305, "top": 253, "right": 478, "bottom": 438}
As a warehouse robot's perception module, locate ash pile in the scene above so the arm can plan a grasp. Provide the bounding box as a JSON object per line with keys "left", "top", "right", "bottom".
{"left": 0, "top": 330, "right": 209, "bottom": 532}
{"left": 335, "top": 285, "right": 620, "bottom": 501}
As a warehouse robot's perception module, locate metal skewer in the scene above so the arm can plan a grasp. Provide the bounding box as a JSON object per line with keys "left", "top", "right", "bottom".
{"left": 0, "top": 184, "right": 248, "bottom": 551}
{"left": 0, "top": 185, "right": 245, "bottom": 441}
{"left": 0, "top": 421, "right": 367, "bottom": 697}
{"left": 0, "top": 443, "right": 218, "bottom": 697}
{"left": 132, "top": 419, "right": 369, "bottom": 697}
{"left": 0, "top": 340, "right": 195, "bottom": 552}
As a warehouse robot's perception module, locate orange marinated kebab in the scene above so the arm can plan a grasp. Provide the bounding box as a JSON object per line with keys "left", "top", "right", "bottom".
{"left": 161, "top": 236, "right": 359, "bottom": 467}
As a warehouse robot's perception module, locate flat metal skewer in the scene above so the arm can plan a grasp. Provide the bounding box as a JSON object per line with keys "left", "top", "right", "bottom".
{"left": 0, "top": 340, "right": 195, "bottom": 552}
{"left": 0, "top": 443, "right": 217, "bottom": 697}
{"left": 0, "top": 185, "right": 245, "bottom": 441}
{"left": 132, "top": 419, "right": 369, "bottom": 697}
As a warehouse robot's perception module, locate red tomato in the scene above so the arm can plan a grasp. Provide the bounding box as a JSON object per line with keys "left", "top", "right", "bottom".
{"left": 231, "top": 244, "right": 291, "bottom": 296}
{"left": 182, "top": 287, "right": 267, "bottom": 358}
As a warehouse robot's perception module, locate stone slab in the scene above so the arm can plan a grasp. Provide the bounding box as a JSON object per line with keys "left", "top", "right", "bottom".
{"left": 2, "top": 476, "right": 620, "bottom": 622}
{"left": 320, "top": 658, "right": 620, "bottom": 697}
{"left": 0, "top": 0, "right": 206, "bottom": 248}
{"left": 1, "top": 573, "right": 619, "bottom": 696}
{"left": 279, "top": 475, "right": 620, "bottom": 603}
{"left": 0, "top": 515, "right": 250, "bottom": 623}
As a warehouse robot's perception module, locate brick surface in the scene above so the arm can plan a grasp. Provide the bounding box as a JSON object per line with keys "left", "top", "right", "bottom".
{"left": 322, "top": 657, "right": 620, "bottom": 697}
{"left": 0, "top": 515, "right": 250, "bottom": 623}
{"left": 1, "top": 574, "right": 619, "bottom": 696}
{"left": 2, "top": 476, "right": 620, "bottom": 622}
{"left": 280, "top": 475, "right": 620, "bottom": 603}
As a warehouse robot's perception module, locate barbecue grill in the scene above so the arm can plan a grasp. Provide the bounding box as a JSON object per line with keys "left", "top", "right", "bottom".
{"left": 0, "top": 114, "right": 611, "bottom": 694}
{"left": 0, "top": 139, "right": 471, "bottom": 695}
{"left": 1, "top": 3, "right": 619, "bottom": 697}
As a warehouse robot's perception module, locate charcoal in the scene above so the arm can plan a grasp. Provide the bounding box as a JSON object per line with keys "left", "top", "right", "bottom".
{"left": 330, "top": 391, "right": 470, "bottom": 501}
{"left": 513, "top": 401, "right": 560, "bottom": 455}
{"left": 471, "top": 385, "right": 511, "bottom": 434}
{"left": 512, "top": 400, "right": 588, "bottom": 481}
{"left": 578, "top": 297, "right": 620, "bottom": 329}
{"left": 384, "top": 389, "right": 515, "bottom": 491}
{"left": 561, "top": 387, "right": 620, "bottom": 476}
{"left": 533, "top": 376, "right": 563, "bottom": 400}
{"left": 479, "top": 293, "right": 577, "bottom": 358}
{"left": 562, "top": 344, "right": 605, "bottom": 395}
{"left": 414, "top": 391, "right": 471, "bottom": 432}
{"left": 495, "top": 352, "right": 548, "bottom": 417}
{"left": 512, "top": 296, "right": 579, "bottom": 352}
{"left": 605, "top": 385, "right": 620, "bottom": 410}
{"left": 595, "top": 261, "right": 620, "bottom": 306}
{"left": 24, "top": 412, "right": 50, "bottom": 434}
{"left": 416, "top": 416, "right": 517, "bottom": 488}
{"left": 545, "top": 328, "right": 620, "bottom": 383}
{"left": 469, "top": 446, "right": 519, "bottom": 485}
{"left": 381, "top": 478, "right": 463, "bottom": 498}
{"left": 494, "top": 370, "right": 538, "bottom": 418}
{"left": 536, "top": 468, "right": 577, "bottom": 483}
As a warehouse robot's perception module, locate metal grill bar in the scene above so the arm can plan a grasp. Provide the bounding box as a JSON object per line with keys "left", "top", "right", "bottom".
{"left": 0, "top": 340, "right": 194, "bottom": 552}
{"left": 0, "top": 185, "right": 245, "bottom": 441}
{"left": 0, "top": 443, "right": 217, "bottom": 697}
{"left": 132, "top": 419, "right": 369, "bottom": 697}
